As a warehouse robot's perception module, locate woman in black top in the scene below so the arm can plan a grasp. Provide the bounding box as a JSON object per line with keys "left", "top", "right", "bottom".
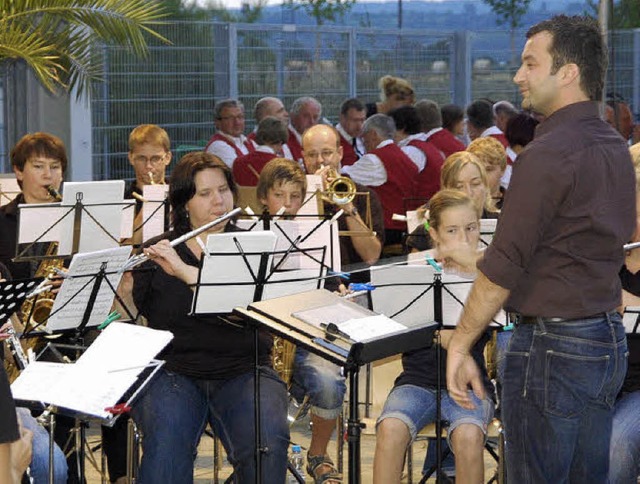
{"left": 130, "top": 152, "right": 289, "bottom": 483}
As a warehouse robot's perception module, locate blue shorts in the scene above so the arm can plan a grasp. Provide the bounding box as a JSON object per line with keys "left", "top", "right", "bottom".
{"left": 290, "top": 347, "right": 346, "bottom": 419}
{"left": 377, "top": 384, "right": 494, "bottom": 449}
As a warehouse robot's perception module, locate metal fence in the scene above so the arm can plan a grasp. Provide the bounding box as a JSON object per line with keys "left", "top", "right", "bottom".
{"left": 36, "top": 21, "right": 640, "bottom": 180}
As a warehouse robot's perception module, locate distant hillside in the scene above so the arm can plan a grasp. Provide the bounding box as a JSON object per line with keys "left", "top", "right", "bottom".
{"left": 251, "top": 0, "right": 589, "bottom": 30}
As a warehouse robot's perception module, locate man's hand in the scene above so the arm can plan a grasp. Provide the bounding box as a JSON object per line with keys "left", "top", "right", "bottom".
{"left": 11, "top": 418, "right": 33, "bottom": 483}
{"left": 446, "top": 342, "right": 486, "bottom": 409}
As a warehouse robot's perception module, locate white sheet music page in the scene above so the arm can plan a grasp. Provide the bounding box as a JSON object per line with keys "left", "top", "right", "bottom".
{"left": 47, "top": 246, "right": 132, "bottom": 332}
{"left": 337, "top": 314, "right": 407, "bottom": 342}
{"left": 11, "top": 322, "right": 173, "bottom": 419}
{"left": 142, "top": 185, "right": 170, "bottom": 242}
{"left": 17, "top": 203, "right": 64, "bottom": 243}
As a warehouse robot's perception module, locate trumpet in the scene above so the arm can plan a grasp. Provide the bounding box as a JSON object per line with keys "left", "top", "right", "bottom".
{"left": 322, "top": 168, "right": 357, "bottom": 206}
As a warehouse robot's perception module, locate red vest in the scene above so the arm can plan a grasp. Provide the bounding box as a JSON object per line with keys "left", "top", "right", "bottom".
{"left": 408, "top": 139, "right": 445, "bottom": 202}
{"left": 427, "top": 129, "right": 466, "bottom": 159}
{"left": 232, "top": 151, "right": 277, "bottom": 186}
{"left": 339, "top": 134, "right": 359, "bottom": 166}
{"left": 287, "top": 128, "right": 303, "bottom": 164}
{"left": 204, "top": 133, "right": 254, "bottom": 158}
{"left": 370, "top": 143, "right": 419, "bottom": 231}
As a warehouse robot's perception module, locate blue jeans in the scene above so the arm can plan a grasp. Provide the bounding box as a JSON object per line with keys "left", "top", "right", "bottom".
{"left": 16, "top": 407, "right": 68, "bottom": 484}
{"left": 290, "top": 348, "right": 346, "bottom": 420}
{"left": 609, "top": 390, "right": 640, "bottom": 483}
{"left": 503, "top": 313, "right": 627, "bottom": 483}
{"left": 132, "top": 367, "right": 289, "bottom": 484}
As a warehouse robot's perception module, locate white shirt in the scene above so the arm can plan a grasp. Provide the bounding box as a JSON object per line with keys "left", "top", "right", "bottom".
{"left": 206, "top": 132, "right": 249, "bottom": 168}
{"left": 341, "top": 139, "right": 394, "bottom": 187}
{"left": 424, "top": 127, "right": 443, "bottom": 141}
{"left": 398, "top": 133, "right": 427, "bottom": 171}
{"left": 250, "top": 130, "right": 294, "bottom": 160}
{"left": 336, "top": 123, "right": 366, "bottom": 156}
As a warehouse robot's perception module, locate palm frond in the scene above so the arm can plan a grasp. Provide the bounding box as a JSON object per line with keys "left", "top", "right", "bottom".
{"left": 0, "top": 0, "right": 170, "bottom": 97}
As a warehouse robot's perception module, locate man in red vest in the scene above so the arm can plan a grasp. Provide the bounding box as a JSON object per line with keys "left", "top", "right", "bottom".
{"left": 288, "top": 97, "right": 322, "bottom": 165}
{"left": 415, "top": 99, "right": 465, "bottom": 158}
{"left": 248, "top": 97, "right": 294, "bottom": 160}
{"left": 233, "top": 117, "right": 288, "bottom": 186}
{"left": 335, "top": 98, "right": 366, "bottom": 167}
{"left": 341, "top": 113, "right": 418, "bottom": 246}
{"left": 205, "top": 99, "right": 254, "bottom": 168}
{"left": 390, "top": 105, "right": 446, "bottom": 204}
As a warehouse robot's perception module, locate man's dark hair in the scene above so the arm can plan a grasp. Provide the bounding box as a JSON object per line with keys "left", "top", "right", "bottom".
{"left": 527, "top": 15, "right": 606, "bottom": 101}
{"left": 505, "top": 113, "right": 540, "bottom": 148}
{"left": 466, "top": 100, "right": 494, "bottom": 130}
{"left": 388, "top": 106, "right": 421, "bottom": 136}
{"left": 340, "top": 98, "right": 365, "bottom": 117}
{"left": 441, "top": 104, "right": 464, "bottom": 131}
{"left": 255, "top": 116, "right": 288, "bottom": 146}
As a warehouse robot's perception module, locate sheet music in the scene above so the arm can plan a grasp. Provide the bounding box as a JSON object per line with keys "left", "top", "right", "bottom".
{"left": 338, "top": 314, "right": 406, "bottom": 342}
{"left": 47, "top": 246, "right": 132, "bottom": 332}
{"left": 263, "top": 269, "right": 324, "bottom": 299}
{"left": 142, "top": 185, "right": 170, "bottom": 242}
{"left": 370, "top": 254, "right": 506, "bottom": 327}
{"left": 192, "top": 231, "right": 277, "bottom": 313}
{"left": 623, "top": 307, "right": 640, "bottom": 333}
{"left": 292, "top": 301, "right": 376, "bottom": 329}
{"left": 17, "top": 203, "right": 63, "bottom": 243}
{"left": 59, "top": 180, "right": 126, "bottom": 254}
{"left": 11, "top": 323, "right": 172, "bottom": 419}
{"left": 297, "top": 175, "right": 323, "bottom": 217}
{"left": 480, "top": 218, "right": 498, "bottom": 247}
{"left": 237, "top": 218, "right": 340, "bottom": 272}
{"left": 120, "top": 200, "right": 135, "bottom": 239}
{"left": 0, "top": 176, "right": 20, "bottom": 206}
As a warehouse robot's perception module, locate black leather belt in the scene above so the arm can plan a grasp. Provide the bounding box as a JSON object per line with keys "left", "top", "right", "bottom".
{"left": 516, "top": 312, "right": 616, "bottom": 325}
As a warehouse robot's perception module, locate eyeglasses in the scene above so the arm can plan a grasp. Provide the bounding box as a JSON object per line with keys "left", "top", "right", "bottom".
{"left": 132, "top": 154, "right": 167, "bottom": 165}
{"left": 304, "top": 150, "right": 338, "bottom": 160}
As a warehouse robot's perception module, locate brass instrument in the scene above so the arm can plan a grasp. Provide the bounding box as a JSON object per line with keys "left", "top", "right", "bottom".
{"left": 272, "top": 336, "right": 297, "bottom": 386}
{"left": 323, "top": 168, "right": 357, "bottom": 206}
{"left": 20, "top": 242, "right": 64, "bottom": 334}
{"left": 148, "top": 171, "right": 155, "bottom": 185}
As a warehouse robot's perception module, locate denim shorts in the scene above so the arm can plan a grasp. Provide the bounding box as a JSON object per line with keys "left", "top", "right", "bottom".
{"left": 377, "top": 384, "right": 494, "bottom": 449}
{"left": 290, "top": 347, "right": 346, "bottom": 419}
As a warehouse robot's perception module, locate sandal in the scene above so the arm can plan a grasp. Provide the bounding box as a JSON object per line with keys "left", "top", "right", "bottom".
{"left": 306, "top": 454, "right": 342, "bottom": 484}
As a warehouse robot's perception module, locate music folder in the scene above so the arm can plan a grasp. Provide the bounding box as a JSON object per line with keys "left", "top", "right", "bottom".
{"left": 235, "top": 289, "right": 437, "bottom": 368}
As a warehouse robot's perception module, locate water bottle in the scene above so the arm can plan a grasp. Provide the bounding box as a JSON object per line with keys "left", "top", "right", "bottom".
{"left": 288, "top": 444, "right": 305, "bottom": 483}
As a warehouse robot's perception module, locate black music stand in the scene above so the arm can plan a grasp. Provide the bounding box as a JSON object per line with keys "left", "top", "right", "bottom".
{"left": 233, "top": 289, "right": 438, "bottom": 484}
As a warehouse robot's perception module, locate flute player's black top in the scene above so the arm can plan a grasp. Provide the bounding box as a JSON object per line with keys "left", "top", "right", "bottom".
{"left": 132, "top": 224, "right": 273, "bottom": 380}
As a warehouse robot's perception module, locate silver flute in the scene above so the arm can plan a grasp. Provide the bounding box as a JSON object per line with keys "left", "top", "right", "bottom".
{"left": 120, "top": 207, "right": 243, "bottom": 272}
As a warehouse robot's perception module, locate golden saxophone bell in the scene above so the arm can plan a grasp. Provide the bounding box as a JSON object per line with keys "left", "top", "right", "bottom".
{"left": 323, "top": 168, "right": 357, "bottom": 206}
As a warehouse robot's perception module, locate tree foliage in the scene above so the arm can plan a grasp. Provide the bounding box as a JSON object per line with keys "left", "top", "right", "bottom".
{"left": 0, "top": 0, "right": 169, "bottom": 97}
{"left": 482, "top": 0, "right": 532, "bottom": 30}
{"left": 286, "top": 0, "right": 356, "bottom": 26}
{"left": 585, "top": 0, "right": 640, "bottom": 29}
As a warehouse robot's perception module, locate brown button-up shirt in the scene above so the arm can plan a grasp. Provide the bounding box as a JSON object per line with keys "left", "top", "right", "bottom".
{"left": 478, "top": 101, "right": 636, "bottom": 318}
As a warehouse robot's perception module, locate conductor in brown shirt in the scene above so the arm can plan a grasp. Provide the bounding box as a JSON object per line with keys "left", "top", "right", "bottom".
{"left": 445, "top": 15, "right": 636, "bottom": 483}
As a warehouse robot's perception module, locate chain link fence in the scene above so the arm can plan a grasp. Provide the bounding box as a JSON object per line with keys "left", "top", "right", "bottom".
{"left": 45, "top": 21, "right": 638, "bottom": 180}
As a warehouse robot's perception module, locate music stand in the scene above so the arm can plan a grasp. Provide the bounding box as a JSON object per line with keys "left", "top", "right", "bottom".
{"left": 234, "top": 289, "right": 438, "bottom": 484}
